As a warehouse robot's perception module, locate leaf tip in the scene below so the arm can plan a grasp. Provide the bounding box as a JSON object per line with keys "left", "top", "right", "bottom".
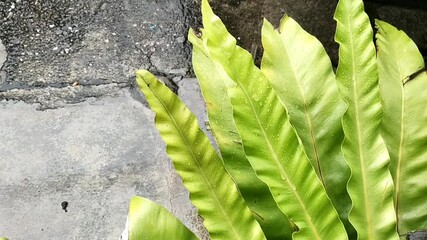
{"left": 135, "top": 69, "right": 155, "bottom": 88}
{"left": 201, "top": 0, "right": 215, "bottom": 23}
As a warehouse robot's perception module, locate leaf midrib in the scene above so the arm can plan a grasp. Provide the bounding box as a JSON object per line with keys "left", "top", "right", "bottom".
{"left": 145, "top": 79, "right": 244, "bottom": 240}
{"left": 233, "top": 74, "right": 322, "bottom": 240}
{"left": 281, "top": 34, "right": 325, "bottom": 186}
{"left": 344, "top": 6, "right": 374, "bottom": 239}
{"left": 390, "top": 37, "right": 405, "bottom": 233}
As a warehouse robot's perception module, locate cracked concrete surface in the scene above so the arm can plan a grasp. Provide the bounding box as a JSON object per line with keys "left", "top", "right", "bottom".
{"left": 0, "top": 0, "right": 208, "bottom": 239}
{"left": 0, "top": 83, "right": 129, "bottom": 110}
{"left": 0, "top": 0, "right": 199, "bottom": 109}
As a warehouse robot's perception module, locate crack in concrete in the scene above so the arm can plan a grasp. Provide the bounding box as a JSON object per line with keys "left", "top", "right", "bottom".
{"left": 0, "top": 82, "right": 129, "bottom": 110}
{"left": 130, "top": 23, "right": 180, "bottom": 94}
{"left": 0, "top": 39, "right": 6, "bottom": 85}
{"left": 0, "top": 78, "right": 129, "bottom": 92}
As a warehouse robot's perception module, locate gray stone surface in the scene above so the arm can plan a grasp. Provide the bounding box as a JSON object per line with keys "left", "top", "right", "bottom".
{"left": 0, "top": 83, "right": 208, "bottom": 240}
{"left": 0, "top": 0, "right": 199, "bottom": 107}
{"left": 408, "top": 231, "right": 427, "bottom": 240}
{"left": 0, "top": 0, "right": 208, "bottom": 239}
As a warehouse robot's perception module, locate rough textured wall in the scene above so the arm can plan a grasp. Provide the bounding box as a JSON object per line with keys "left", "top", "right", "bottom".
{"left": 0, "top": 0, "right": 200, "bottom": 108}
{"left": 208, "top": 0, "right": 427, "bottom": 65}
